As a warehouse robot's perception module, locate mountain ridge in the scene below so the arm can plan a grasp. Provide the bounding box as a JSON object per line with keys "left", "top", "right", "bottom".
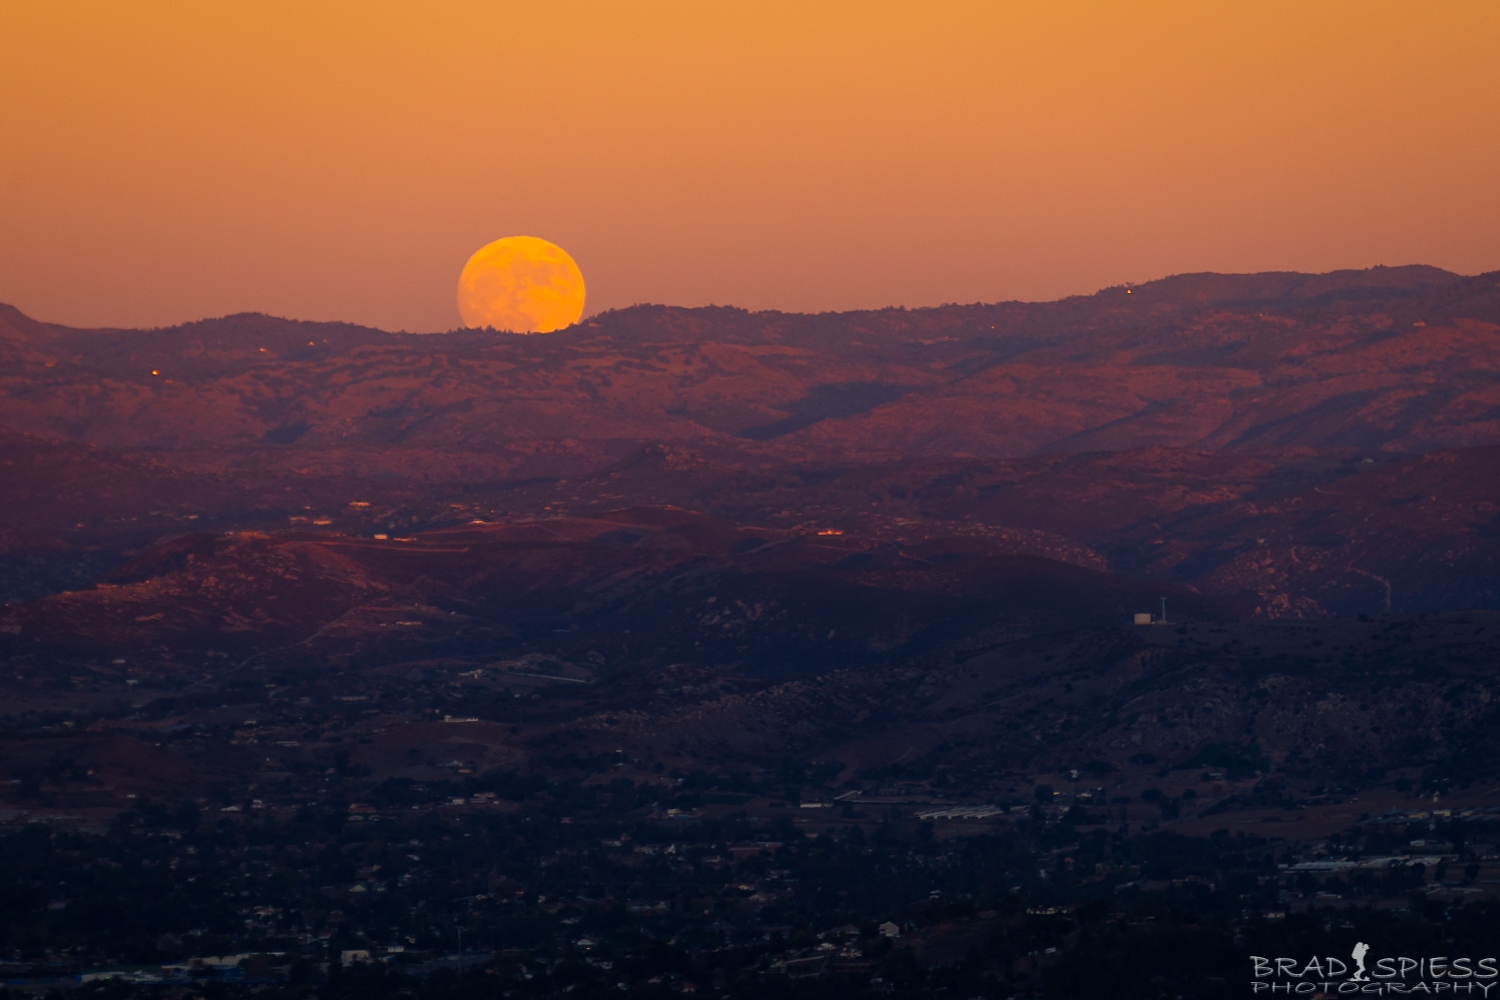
{"left": 2, "top": 266, "right": 1498, "bottom": 475}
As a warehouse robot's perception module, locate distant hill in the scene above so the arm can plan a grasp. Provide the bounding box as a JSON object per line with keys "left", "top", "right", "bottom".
{"left": 1, "top": 266, "right": 1497, "bottom": 478}
{"left": 2, "top": 267, "right": 1499, "bottom": 618}
{"left": 5, "top": 269, "right": 1500, "bottom": 816}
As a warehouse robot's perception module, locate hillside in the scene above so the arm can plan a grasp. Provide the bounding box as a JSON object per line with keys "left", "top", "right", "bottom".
{"left": 4, "top": 266, "right": 1500, "bottom": 841}
{"left": 2, "top": 266, "right": 1498, "bottom": 482}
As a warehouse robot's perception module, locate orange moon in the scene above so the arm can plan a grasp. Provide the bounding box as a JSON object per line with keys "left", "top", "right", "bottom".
{"left": 455, "top": 236, "right": 586, "bottom": 333}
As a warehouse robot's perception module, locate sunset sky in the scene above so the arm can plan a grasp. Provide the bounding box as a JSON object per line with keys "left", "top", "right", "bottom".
{"left": 2, "top": 1, "right": 1498, "bottom": 332}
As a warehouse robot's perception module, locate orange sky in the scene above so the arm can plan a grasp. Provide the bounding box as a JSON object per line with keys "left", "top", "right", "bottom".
{"left": 2, "top": 2, "right": 1498, "bottom": 332}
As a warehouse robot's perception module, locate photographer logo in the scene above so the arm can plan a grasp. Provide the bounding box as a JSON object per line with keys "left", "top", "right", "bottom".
{"left": 1251, "top": 943, "right": 1499, "bottom": 994}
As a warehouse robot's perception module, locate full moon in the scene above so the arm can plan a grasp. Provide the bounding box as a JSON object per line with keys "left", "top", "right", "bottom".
{"left": 456, "top": 236, "right": 586, "bottom": 333}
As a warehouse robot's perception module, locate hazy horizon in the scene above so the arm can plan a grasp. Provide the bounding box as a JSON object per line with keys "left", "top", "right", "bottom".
{"left": 2, "top": 261, "right": 1481, "bottom": 334}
